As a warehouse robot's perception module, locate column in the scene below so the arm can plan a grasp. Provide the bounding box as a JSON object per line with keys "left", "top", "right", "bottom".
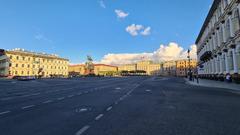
{"left": 215, "top": 57, "right": 219, "bottom": 73}
{"left": 229, "top": 16, "right": 234, "bottom": 37}
{"left": 212, "top": 35, "right": 216, "bottom": 50}
{"left": 232, "top": 48, "right": 238, "bottom": 73}
{"left": 214, "top": 57, "right": 216, "bottom": 74}
{"left": 219, "top": 54, "right": 223, "bottom": 74}
{"left": 217, "top": 30, "right": 221, "bottom": 47}
{"left": 225, "top": 52, "right": 230, "bottom": 73}
{"left": 222, "top": 23, "right": 226, "bottom": 43}
{"left": 211, "top": 59, "right": 214, "bottom": 74}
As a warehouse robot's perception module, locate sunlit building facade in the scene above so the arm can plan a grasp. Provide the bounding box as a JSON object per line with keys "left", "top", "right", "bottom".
{"left": 118, "top": 61, "right": 162, "bottom": 76}
{"left": 196, "top": 0, "right": 240, "bottom": 81}
{"left": 176, "top": 60, "right": 197, "bottom": 77}
{"left": 68, "top": 64, "right": 118, "bottom": 76}
{"left": 0, "top": 49, "right": 69, "bottom": 77}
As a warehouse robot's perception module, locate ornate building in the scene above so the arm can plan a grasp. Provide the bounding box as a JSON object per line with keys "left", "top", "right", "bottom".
{"left": 0, "top": 49, "right": 69, "bottom": 78}
{"left": 160, "top": 60, "right": 197, "bottom": 77}
{"left": 68, "top": 64, "right": 118, "bottom": 76}
{"left": 118, "top": 61, "right": 162, "bottom": 76}
{"left": 196, "top": 0, "right": 240, "bottom": 81}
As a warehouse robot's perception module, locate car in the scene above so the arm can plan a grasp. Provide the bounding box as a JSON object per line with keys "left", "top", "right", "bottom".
{"left": 13, "top": 76, "right": 36, "bottom": 81}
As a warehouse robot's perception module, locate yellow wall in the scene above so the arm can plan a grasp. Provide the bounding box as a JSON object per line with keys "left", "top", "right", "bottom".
{"left": 69, "top": 64, "right": 118, "bottom": 76}
{"left": 4, "top": 50, "right": 69, "bottom": 77}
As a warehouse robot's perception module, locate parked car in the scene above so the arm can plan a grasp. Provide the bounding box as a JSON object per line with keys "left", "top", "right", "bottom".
{"left": 13, "top": 76, "right": 36, "bottom": 81}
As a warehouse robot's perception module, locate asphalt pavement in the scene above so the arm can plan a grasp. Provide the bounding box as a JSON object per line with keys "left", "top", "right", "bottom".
{"left": 0, "top": 77, "right": 240, "bottom": 135}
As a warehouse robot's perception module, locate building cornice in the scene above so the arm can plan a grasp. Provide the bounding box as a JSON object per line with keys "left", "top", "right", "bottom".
{"left": 195, "top": 0, "right": 221, "bottom": 44}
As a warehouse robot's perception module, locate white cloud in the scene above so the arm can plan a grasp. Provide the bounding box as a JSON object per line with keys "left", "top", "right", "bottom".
{"left": 99, "top": 0, "right": 106, "bottom": 8}
{"left": 100, "top": 42, "right": 197, "bottom": 65}
{"left": 126, "top": 24, "right": 144, "bottom": 36}
{"left": 126, "top": 24, "right": 151, "bottom": 36}
{"left": 34, "top": 33, "right": 53, "bottom": 43}
{"left": 141, "top": 27, "right": 151, "bottom": 36}
{"left": 115, "top": 9, "right": 129, "bottom": 19}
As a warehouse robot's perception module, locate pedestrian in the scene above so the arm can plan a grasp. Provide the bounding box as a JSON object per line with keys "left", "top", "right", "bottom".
{"left": 196, "top": 75, "right": 199, "bottom": 84}
{"left": 226, "top": 73, "right": 232, "bottom": 83}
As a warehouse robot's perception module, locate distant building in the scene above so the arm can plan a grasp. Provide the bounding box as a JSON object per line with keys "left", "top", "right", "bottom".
{"left": 68, "top": 64, "right": 85, "bottom": 76}
{"left": 94, "top": 64, "right": 118, "bottom": 76}
{"left": 159, "top": 59, "right": 197, "bottom": 77}
{"left": 68, "top": 64, "right": 118, "bottom": 76}
{"left": 160, "top": 61, "right": 177, "bottom": 76}
{"left": 176, "top": 59, "right": 197, "bottom": 77}
{"left": 196, "top": 0, "right": 240, "bottom": 81}
{"left": 0, "top": 49, "right": 69, "bottom": 78}
{"left": 118, "top": 64, "right": 137, "bottom": 72}
{"left": 118, "top": 61, "right": 162, "bottom": 76}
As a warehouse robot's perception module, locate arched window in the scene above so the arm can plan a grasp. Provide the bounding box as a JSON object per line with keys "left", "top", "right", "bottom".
{"left": 232, "top": 9, "right": 240, "bottom": 34}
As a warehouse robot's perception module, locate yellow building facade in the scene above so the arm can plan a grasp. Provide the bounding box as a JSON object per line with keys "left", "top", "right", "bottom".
{"left": 118, "top": 61, "right": 162, "bottom": 76}
{"left": 118, "top": 64, "right": 137, "bottom": 72}
{"left": 0, "top": 49, "right": 69, "bottom": 78}
{"left": 68, "top": 64, "right": 118, "bottom": 76}
{"left": 176, "top": 59, "right": 197, "bottom": 77}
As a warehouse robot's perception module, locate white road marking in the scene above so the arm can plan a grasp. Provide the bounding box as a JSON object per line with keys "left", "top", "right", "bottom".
{"left": 0, "top": 111, "right": 10, "bottom": 115}
{"left": 43, "top": 100, "right": 53, "bottom": 104}
{"left": 145, "top": 89, "right": 151, "bottom": 92}
{"left": 115, "top": 87, "right": 121, "bottom": 90}
{"left": 106, "top": 106, "right": 112, "bottom": 111}
{"left": 68, "top": 95, "right": 74, "bottom": 98}
{"left": 57, "top": 97, "right": 65, "bottom": 100}
{"left": 77, "top": 93, "right": 82, "bottom": 95}
{"left": 31, "top": 93, "right": 40, "bottom": 96}
{"left": 22, "top": 105, "right": 35, "bottom": 109}
{"left": 95, "top": 114, "right": 104, "bottom": 120}
{"left": 0, "top": 97, "right": 14, "bottom": 101}
{"left": 75, "top": 125, "right": 90, "bottom": 135}
{"left": 115, "top": 101, "right": 118, "bottom": 105}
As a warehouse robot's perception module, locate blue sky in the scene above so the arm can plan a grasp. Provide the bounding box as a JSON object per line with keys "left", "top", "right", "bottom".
{"left": 0, "top": 0, "right": 212, "bottom": 64}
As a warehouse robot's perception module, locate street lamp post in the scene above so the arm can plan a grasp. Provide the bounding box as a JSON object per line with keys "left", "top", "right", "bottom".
{"left": 187, "top": 49, "right": 192, "bottom": 81}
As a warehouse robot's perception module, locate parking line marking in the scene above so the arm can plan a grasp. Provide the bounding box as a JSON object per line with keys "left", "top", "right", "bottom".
{"left": 43, "top": 100, "right": 52, "bottom": 104}
{"left": 22, "top": 105, "right": 35, "bottom": 109}
{"left": 75, "top": 125, "right": 90, "bottom": 135}
{"left": 95, "top": 114, "right": 104, "bottom": 121}
{"left": 0, "top": 111, "right": 10, "bottom": 115}
{"left": 106, "top": 106, "right": 112, "bottom": 111}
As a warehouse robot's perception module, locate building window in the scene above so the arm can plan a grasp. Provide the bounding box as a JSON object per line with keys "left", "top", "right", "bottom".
{"left": 22, "top": 57, "right": 25, "bottom": 60}
{"left": 21, "top": 71, "right": 24, "bottom": 75}
{"left": 10, "top": 55, "right": 13, "bottom": 59}
{"left": 16, "top": 56, "right": 19, "bottom": 60}
{"left": 16, "top": 64, "right": 18, "bottom": 67}
{"left": 22, "top": 64, "right": 24, "bottom": 68}
{"left": 15, "top": 71, "right": 18, "bottom": 74}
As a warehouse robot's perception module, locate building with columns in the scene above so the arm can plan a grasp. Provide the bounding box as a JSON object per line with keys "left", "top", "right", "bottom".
{"left": 196, "top": 0, "right": 240, "bottom": 81}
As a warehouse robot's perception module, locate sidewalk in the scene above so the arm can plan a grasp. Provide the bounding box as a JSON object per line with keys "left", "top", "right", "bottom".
{"left": 185, "top": 78, "right": 240, "bottom": 91}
